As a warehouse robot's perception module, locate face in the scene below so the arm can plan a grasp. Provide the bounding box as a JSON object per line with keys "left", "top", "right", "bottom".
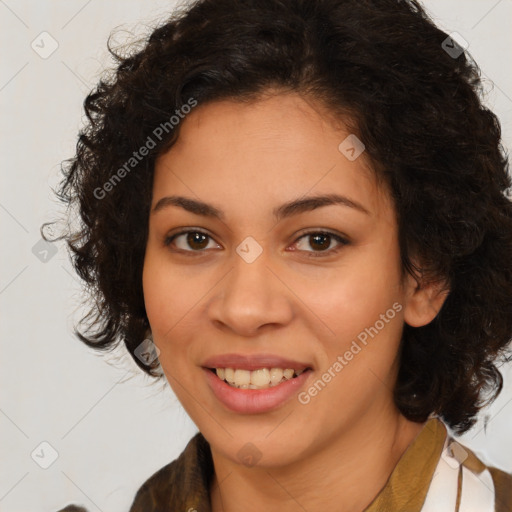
{"left": 143, "top": 91, "right": 433, "bottom": 469}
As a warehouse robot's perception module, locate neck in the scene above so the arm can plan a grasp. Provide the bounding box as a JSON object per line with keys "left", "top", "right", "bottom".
{"left": 210, "top": 410, "right": 426, "bottom": 512}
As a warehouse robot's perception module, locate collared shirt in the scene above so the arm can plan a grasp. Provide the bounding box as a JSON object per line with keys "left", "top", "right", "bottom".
{"left": 128, "top": 417, "right": 512, "bottom": 511}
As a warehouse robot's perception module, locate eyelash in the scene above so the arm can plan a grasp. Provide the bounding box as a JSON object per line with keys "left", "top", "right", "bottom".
{"left": 163, "top": 229, "right": 349, "bottom": 257}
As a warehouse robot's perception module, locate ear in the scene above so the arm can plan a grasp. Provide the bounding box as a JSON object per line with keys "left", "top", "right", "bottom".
{"left": 402, "top": 269, "right": 450, "bottom": 328}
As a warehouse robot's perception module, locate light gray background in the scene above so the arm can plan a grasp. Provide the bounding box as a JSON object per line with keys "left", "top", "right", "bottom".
{"left": 1, "top": 1, "right": 511, "bottom": 511}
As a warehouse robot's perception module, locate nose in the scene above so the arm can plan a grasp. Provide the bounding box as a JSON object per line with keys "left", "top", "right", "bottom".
{"left": 207, "top": 247, "right": 294, "bottom": 337}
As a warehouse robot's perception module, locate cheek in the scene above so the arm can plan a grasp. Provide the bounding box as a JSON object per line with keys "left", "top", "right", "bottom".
{"left": 142, "top": 250, "right": 191, "bottom": 350}
{"left": 142, "top": 248, "right": 220, "bottom": 372}
{"left": 302, "top": 243, "right": 403, "bottom": 343}
{"left": 142, "top": 253, "right": 168, "bottom": 331}
{"left": 301, "top": 267, "right": 405, "bottom": 415}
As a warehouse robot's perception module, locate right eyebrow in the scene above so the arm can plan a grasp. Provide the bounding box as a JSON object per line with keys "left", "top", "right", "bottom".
{"left": 152, "top": 195, "right": 224, "bottom": 219}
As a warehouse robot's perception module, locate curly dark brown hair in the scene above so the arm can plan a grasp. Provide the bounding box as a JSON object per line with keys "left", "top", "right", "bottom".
{"left": 52, "top": 0, "right": 512, "bottom": 434}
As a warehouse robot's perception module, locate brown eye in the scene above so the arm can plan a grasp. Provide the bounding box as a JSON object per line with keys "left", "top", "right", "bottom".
{"left": 294, "top": 231, "right": 349, "bottom": 256}
{"left": 165, "top": 230, "right": 220, "bottom": 252}
{"left": 308, "top": 233, "right": 331, "bottom": 251}
{"left": 186, "top": 232, "right": 209, "bottom": 250}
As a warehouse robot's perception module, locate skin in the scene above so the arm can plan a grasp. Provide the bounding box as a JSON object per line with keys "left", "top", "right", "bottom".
{"left": 142, "top": 91, "right": 448, "bottom": 512}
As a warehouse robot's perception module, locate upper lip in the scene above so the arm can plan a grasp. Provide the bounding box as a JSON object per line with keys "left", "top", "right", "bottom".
{"left": 202, "top": 353, "right": 313, "bottom": 371}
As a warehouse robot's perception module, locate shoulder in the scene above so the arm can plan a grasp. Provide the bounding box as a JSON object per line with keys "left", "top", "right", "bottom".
{"left": 129, "top": 432, "right": 213, "bottom": 512}
{"left": 487, "top": 466, "right": 512, "bottom": 512}
{"left": 454, "top": 440, "right": 512, "bottom": 512}
{"left": 129, "top": 459, "right": 178, "bottom": 511}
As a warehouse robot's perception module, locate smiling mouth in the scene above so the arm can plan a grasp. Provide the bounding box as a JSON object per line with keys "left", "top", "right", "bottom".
{"left": 207, "top": 367, "right": 312, "bottom": 389}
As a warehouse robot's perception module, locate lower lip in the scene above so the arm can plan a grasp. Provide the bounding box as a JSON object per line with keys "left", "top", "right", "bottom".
{"left": 203, "top": 368, "right": 312, "bottom": 414}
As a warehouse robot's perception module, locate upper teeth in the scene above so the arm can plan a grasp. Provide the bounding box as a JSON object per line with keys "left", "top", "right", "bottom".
{"left": 215, "top": 367, "right": 306, "bottom": 389}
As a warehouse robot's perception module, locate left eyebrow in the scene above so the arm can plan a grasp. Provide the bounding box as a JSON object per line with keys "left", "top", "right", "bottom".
{"left": 151, "top": 193, "right": 370, "bottom": 219}
{"left": 273, "top": 193, "right": 370, "bottom": 220}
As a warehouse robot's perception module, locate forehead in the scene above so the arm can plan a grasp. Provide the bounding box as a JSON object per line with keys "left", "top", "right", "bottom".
{"left": 153, "top": 93, "right": 393, "bottom": 221}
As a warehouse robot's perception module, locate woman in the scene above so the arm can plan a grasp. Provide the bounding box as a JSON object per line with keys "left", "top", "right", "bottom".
{"left": 55, "top": 0, "right": 512, "bottom": 510}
